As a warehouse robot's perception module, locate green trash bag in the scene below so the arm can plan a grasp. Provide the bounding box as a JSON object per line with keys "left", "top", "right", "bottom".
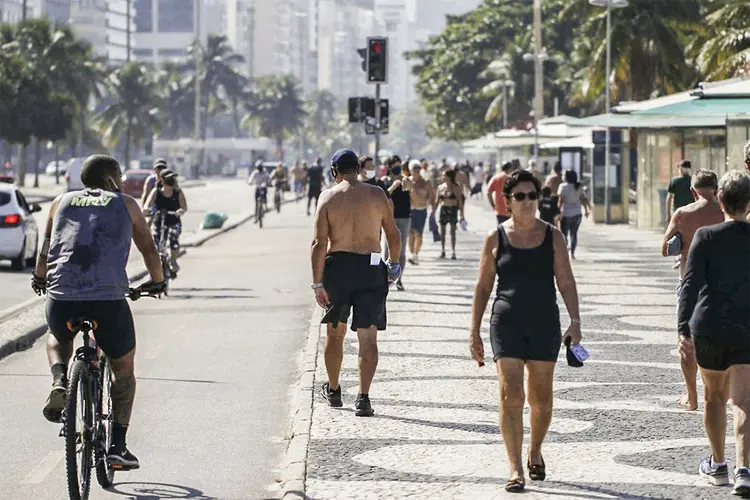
{"left": 200, "top": 211, "right": 228, "bottom": 229}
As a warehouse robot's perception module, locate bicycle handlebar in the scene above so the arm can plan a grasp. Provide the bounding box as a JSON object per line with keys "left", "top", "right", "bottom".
{"left": 128, "top": 286, "right": 163, "bottom": 301}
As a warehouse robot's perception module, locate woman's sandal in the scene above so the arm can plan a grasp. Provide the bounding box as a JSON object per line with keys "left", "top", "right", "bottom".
{"left": 528, "top": 456, "right": 546, "bottom": 481}
{"left": 504, "top": 477, "right": 526, "bottom": 493}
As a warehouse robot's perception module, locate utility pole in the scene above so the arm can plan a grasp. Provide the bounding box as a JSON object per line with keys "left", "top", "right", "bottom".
{"left": 532, "top": 0, "right": 543, "bottom": 162}
{"left": 374, "top": 84, "right": 381, "bottom": 159}
{"left": 126, "top": 0, "right": 131, "bottom": 62}
{"left": 193, "top": 0, "right": 201, "bottom": 179}
{"left": 22, "top": 0, "right": 26, "bottom": 20}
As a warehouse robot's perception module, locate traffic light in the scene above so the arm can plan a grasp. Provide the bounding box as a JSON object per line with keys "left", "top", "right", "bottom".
{"left": 356, "top": 48, "right": 366, "bottom": 72}
{"left": 366, "top": 37, "right": 387, "bottom": 84}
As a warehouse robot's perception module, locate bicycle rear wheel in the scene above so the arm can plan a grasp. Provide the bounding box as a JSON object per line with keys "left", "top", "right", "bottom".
{"left": 256, "top": 200, "right": 264, "bottom": 228}
{"left": 95, "top": 357, "right": 114, "bottom": 488}
{"left": 65, "top": 360, "right": 93, "bottom": 500}
{"left": 275, "top": 193, "right": 281, "bottom": 213}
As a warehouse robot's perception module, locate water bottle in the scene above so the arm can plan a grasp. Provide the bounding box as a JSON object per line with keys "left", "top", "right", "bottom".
{"left": 89, "top": 332, "right": 100, "bottom": 368}
{"left": 460, "top": 219, "right": 468, "bottom": 231}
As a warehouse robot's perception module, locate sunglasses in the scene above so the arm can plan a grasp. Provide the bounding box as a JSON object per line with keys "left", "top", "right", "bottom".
{"left": 510, "top": 191, "right": 539, "bottom": 202}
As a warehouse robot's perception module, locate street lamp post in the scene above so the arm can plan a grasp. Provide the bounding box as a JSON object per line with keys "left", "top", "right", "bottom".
{"left": 589, "top": 0, "right": 628, "bottom": 224}
{"left": 294, "top": 11, "right": 308, "bottom": 160}
{"left": 523, "top": 49, "right": 548, "bottom": 162}
{"left": 193, "top": 0, "right": 201, "bottom": 178}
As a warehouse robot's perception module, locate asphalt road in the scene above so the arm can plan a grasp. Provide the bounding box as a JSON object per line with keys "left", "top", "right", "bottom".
{"left": 0, "top": 178, "right": 255, "bottom": 312}
{"left": 0, "top": 196, "right": 315, "bottom": 499}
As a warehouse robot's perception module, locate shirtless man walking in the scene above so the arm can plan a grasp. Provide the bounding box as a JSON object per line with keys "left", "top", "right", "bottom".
{"left": 408, "top": 160, "right": 435, "bottom": 265}
{"left": 311, "top": 149, "right": 402, "bottom": 417}
{"left": 545, "top": 161, "right": 564, "bottom": 221}
{"left": 661, "top": 169, "right": 724, "bottom": 411}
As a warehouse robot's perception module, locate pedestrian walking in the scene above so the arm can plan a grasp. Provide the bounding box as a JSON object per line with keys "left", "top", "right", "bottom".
{"left": 472, "top": 162, "right": 486, "bottom": 198}
{"left": 677, "top": 170, "right": 750, "bottom": 495}
{"left": 487, "top": 162, "right": 513, "bottom": 224}
{"left": 544, "top": 161, "right": 564, "bottom": 211}
{"left": 407, "top": 160, "right": 435, "bottom": 266}
{"left": 469, "top": 169, "right": 583, "bottom": 492}
{"left": 667, "top": 160, "right": 694, "bottom": 222}
{"left": 306, "top": 159, "right": 325, "bottom": 216}
{"left": 435, "top": 169, "right": 464, "bottom": 260}
{"left": 383, "top": 156, "right": 412, "bottom": 291}
{"left": 557, "top": 170, "right": 591, "bottom": 259}
{"left": 661, "top": 169, "right": 724, "bottom": 411}
{"left": 311, "top": 149, "right": 402, "bottom": 417}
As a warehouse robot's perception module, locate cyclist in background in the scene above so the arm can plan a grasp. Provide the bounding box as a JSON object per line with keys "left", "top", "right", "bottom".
{"left": 143, "top": 169, "right": 187, "bottom": 275}
{"left": 31, "top": 154, "right": 165, "bottom": 470}
{"left": 140, "top": 158, "right": 167, "bottom": 207}
{"left": 248, "top": 163, "right": 271, "bottom": 217}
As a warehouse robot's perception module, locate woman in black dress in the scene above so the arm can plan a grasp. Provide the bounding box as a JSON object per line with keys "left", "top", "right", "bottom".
{"left": 470, "top": 169, "right": 583, "bottom": 492}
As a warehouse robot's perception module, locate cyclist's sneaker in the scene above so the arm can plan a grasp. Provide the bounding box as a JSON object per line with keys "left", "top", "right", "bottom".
{"left": 320, "top": 382, "right": 343, "bottom": 408}
{"left": 396, "top": 280, "right": 405, "bottom": 292}
{"left": 107, "top": 443, "right": 140, "bottom": 470}
{"left": 699, "top": 455, "right": 729, "bottom": 486}
{"left": 355, "top": 394, "right": 375, "bottom": 417}
{"left": 733, "top": 468, "right": 750, "bottom": 497}
{"left": 42, "top": 380, "right": 66, "bottom": 423}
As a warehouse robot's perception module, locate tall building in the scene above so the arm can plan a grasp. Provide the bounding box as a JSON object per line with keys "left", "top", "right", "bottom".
{"left": 39, "top": 0, "right": 71, "bottom": 24}
{"left": 0, "top": 0, "right": 37, "bottom": 23}
{"left": 68, "top": 0, "right": 134, "bottom": 63}
{"left": 373, "top": 0, "right": 414, "bottom": 112}
{"left": 133, "top": 0, "right": 224, "bottom": 66}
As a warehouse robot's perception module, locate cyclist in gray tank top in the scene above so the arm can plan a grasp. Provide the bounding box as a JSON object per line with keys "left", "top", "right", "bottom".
{"left": 30, "top": 155, "right": 167, "bottom": 471}
{"left": 46, "top": 189, "right": 132, "bottom": 301}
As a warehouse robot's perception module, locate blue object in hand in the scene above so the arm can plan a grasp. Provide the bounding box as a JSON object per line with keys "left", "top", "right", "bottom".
{"left": 386, "top": 260, "right": 401, "bottom": 282}
{"left": 666, "top": 233, "right": 682, "bottom": 256}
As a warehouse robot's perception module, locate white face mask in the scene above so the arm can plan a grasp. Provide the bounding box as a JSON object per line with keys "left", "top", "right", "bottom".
{"left": 365, "top": 169, "right": 376, "bottom": 179}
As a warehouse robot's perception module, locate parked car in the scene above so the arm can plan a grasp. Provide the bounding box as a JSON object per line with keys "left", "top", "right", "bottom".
{"left": 45, "top": 160, "right": 67, "bottom": 176}
{"left": 65, "top": 157, "right": 85, "bottom": 191}
{"left": 121, "top": 169, "right": 151, "bottom": 198}
{"left": 0, "top": 183, "right": 41, "bottom": 271}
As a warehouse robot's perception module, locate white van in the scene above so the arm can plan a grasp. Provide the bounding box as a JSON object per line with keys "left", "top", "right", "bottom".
{"left": 65, "top": 158, "right": 85, "bottom": 191}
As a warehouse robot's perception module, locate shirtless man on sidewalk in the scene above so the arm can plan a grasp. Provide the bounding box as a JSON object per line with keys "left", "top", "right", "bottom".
{"left": 661, "top": 169, "right": 724, "bottom": 411}
{"left": 408, "top": 160, "right": 435, "bottom": 265}
{"left": 311, "top": 149, "right": 402, "bottom": 417}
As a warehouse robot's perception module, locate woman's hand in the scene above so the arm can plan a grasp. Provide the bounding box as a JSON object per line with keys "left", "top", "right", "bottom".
{"left": 176, "top": 208, "right": 185, "bottom": 217}
{"left": 562, "top": 322, "right": 582, "bottom": 346}
{"left": 470, "top": 332, "right": 485, "bottom": 367}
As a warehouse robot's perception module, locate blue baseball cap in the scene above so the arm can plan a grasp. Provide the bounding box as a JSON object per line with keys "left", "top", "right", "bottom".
{"left": 331, "top": 149, "right": 359, "bottom": 170}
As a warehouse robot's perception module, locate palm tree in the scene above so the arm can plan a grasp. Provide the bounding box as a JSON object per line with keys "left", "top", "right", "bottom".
{"left": 242, "top": 75, "right": 306, "bottom": 159}
{"left": 559, "top": 0, "right": 702, "bottom": 108}
{"left": 307, "top": 90, "right": 337, "bottom": 137}
{"left": 692, "top": 1, "right": 750, "bottom": 81}
{"left": 95, "top": 63, "right": 164, "bottom": 169}
{"left": 158, "top": 61, "right": 195, "bottom": 140}
{"left": 186, "top": 34, "right": 248, "bottom": 139}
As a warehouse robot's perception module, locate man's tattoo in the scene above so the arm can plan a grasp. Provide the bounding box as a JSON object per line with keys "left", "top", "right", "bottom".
{"left": 38, "top": 237, "right": 51, "bottom": 260}
{"left": 110, "top": 373, "right": 136, "bottom": 425}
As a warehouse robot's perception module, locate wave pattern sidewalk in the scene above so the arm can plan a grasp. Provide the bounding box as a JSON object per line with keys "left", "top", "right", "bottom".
{"left": 304, "top": 200, "right": 733, "bottom": 500}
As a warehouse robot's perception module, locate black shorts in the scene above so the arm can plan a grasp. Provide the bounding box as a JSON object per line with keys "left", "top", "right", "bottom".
{"left": 440, "top": 206, "right": 458, "bottom": 226}
{"left": 694, "top": 334, "right": 750, "bottom": 371}
{"left": 489, "top": 299, "right": 561, "bottom": 362}
{"left": 322, "top": 252, "right": 388, "bottom": 331}
{"left": 308, "top": 188, "right": 322, "bottom": 200}
{"left": 46, "top": 299, "right": 136, "bottom": 359}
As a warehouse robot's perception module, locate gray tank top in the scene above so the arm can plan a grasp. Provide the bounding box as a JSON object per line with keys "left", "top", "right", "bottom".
{"left": 47, "top": 189, "right": 132, "bottom": 301}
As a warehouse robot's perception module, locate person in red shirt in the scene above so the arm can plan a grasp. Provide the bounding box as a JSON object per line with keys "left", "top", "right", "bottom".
{"left": 487, "top": 162, "right": 514, "bottom": 224}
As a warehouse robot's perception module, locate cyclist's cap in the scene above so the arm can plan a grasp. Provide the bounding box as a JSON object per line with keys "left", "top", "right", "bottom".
{"left": 331, "top": 149, "right": 359, "bottom": 170}
{"left": 161, "top": 169, "right": 178, "bottom": 179}
{"left": 153, "top": 157, "right": 168, "bottom": 168}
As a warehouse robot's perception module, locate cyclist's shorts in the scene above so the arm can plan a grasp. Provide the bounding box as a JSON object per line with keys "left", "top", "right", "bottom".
{"left": 153, "top": 222, "right": 181, "bottom": 250}
{"left": 46, "top": 299, "right": 135, "bottom": 359}
{"left": 322, "top": 251, "right": 389, "bottom": 331}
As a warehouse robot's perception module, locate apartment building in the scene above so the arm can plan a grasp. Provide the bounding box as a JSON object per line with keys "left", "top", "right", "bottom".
{"left": 0, "top": 0, "right": 37, "bottom": 23}
{"left": 133, "top": 0, "right": 224, "bottom": 66}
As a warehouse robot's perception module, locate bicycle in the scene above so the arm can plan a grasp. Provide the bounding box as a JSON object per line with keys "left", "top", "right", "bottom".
{"left": 61, "top": 284, "right": 160, "bottom": 500}
{"left": 255, "top": 186, "right": 268, "bottom": 228}
{"left": 274, "top": 184, "right": 283, "bottom": 213}
{"left": 152, "top": 209, "right": 179, "bottom": 284}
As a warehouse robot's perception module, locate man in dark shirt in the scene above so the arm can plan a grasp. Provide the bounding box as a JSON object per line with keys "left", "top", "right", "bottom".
{"left": 307, "top": 158, "right": 325, "bottom": 216}
{"left": 667, "top": 160, "right": 694, "bottom": 222}
{"left": 677, "top": 170, "right": 750, "bottom": 491}
{"left": 383, "top": 156, "right": 412, "bottom": 291}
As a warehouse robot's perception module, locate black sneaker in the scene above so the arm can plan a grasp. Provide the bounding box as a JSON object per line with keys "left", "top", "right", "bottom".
{"left": 42, "top": 380, "right": 66, "bottom": 423}
{"left": 107, "top": 443, "right": 140, "bottom": 470}
{"left": 396, "top": 281, "right": 405, "bottom": 291}
{"left": 355, "top": 394, "right": 375, "bottom": 417}
{"left": 320, "top": 383, "right": 343, "bottom": 408}
{"left": 733, "top": 467, "right": 750, "bottom": 497}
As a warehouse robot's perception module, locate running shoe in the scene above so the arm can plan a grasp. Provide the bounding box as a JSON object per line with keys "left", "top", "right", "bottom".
{"left": 396, "top": 280, "right": 405, "bottom": 291}
{"left": 42, "top": 380, "right": 67, "bottom": 423}
{"left": 320, "top": 382, "right": 343, "bottom": 408}
{"left": 355, "top": 394, "right": 375, "bottom": 417}
{"left": 733, "top": 467, "right": 750, "bottom": 497}
{"left": 107, "top": 443, "right": 140, "bottom": 470}
{"left": 699, "top": 456, "right": 729, "bottom": 486}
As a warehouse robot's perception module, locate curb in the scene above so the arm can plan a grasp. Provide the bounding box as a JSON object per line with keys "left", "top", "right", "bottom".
{"left": 279, "top": 305, "right": 322, "bottom": 500}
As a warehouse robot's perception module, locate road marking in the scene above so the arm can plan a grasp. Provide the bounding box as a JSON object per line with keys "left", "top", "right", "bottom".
{"left": 21, "top": 450, "right": 63, "bottom": 484}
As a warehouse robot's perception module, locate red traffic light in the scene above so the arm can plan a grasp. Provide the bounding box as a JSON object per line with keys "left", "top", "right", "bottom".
{"left": 372, "top": 43, "right": 382, "bottom": 54}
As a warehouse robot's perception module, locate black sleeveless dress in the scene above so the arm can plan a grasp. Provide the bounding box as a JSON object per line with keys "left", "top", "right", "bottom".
{"left": 489, "top": 223, "right": 562, "bottom": 362}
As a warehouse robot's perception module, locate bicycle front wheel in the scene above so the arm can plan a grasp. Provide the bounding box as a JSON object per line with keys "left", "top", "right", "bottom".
{"left": 95, "top": 357, "right": 114, "bottom": 488}
{"left": 65, "top": 360, "right": 93, "bottom": 500}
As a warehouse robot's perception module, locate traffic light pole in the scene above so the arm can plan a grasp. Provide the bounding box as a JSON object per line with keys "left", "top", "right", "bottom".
{"left": 374, "top": 84, "right": 381, "bottom": 159}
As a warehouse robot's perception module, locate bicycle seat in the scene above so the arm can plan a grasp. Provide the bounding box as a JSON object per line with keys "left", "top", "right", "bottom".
{"left": 66, "top": 317, "right": 98, "bottom": 333}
